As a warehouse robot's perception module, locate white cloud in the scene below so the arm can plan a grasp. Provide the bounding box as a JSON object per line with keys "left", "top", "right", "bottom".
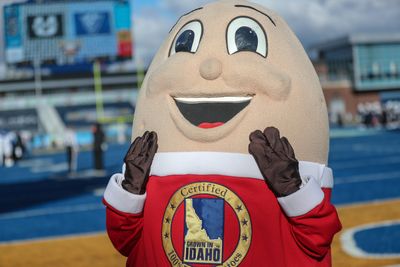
{"left": 133, "top": 0, "right": 400, "bottom": 65}
{"left": 132, "top": 7, "right": 172, "bottom": 65}
{"left": 253, "top": 0, "right": 400, "bottom": 47}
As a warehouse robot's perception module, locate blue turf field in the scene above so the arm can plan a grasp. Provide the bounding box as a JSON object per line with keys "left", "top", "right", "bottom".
{"left": 330, "top": 130, "right": 400, "bottom": 205}
{"left": 355, "top": 224, "right": 400, "bottom": 254}
{"left": 1, "top": 129, "right": 400, "bottom": 255}
{"left": 0, "top": 144, "right": 125, "bottom": 242}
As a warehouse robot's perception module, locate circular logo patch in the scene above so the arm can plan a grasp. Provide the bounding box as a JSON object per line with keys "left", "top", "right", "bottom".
{"left": 162, "top": 182, "right": 252, "bottom": 266}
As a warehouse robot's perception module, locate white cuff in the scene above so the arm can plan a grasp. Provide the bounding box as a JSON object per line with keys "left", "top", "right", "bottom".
{"left": 103, "top": 173, "right": 147, "bottom": 214}
{"left": 122, "top": 164, "right": 126, "bottom": 174}
{"left": 277, "top": 178, "right": 324, "bottom": 217}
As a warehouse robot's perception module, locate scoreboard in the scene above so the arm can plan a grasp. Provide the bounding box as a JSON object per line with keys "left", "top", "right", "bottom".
{"left": 3, "top": 0, "right": 132, "bottom": 65}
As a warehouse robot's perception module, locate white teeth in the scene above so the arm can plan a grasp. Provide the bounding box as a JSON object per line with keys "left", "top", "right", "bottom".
{"left": 174, "top": 96, "right": 253, "bottom": 104}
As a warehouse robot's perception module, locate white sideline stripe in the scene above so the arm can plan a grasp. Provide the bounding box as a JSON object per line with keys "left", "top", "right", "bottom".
{"left": 0, "top": 231, "right": 105, "bottom": 246}
{"left": 335, "top": 171, "right": 400, "bottom": 185}
{"left": 0, "top": 203, "right": 104, "bottom": 220}
{"left": 341, "top": 220, "right": 400, "bottom": 259}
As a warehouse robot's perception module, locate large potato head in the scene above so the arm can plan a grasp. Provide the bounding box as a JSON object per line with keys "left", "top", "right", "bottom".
{"left": 103, "top": 1, "right": 341, "bottom": 266}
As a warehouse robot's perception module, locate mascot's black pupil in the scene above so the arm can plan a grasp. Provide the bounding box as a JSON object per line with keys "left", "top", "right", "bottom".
{"left": 235, "top": 26, "right": 258, "bottom": 52}
{"left": 175, "top": 30, "right": 195, "bottom": 53}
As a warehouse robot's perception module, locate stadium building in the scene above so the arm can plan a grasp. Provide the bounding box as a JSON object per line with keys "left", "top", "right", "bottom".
{"left": 312, "top": 33, "right": 400, "bottom": 124}
{"left": 0, "top": 0, "right": 137, "bottom": 147}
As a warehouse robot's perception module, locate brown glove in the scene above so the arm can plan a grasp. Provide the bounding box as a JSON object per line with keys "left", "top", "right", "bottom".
{"left": 248, "top": 127, "right": 302, "bottom": 197}
{"left": 121, "top": 131, "right": 158, "bottom": 195}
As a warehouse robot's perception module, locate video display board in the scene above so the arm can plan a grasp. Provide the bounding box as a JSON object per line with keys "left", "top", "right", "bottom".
{"left": 27, "top": 14, "right": 64, "bottom": 39}
{"left": 74, "top": 12, "right": 111, "bottom": 36}
{"left": 3, "top": 0, "right": 132, "bottom": 65}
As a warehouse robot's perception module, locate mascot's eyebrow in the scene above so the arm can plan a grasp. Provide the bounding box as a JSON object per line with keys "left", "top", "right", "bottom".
{"left": 235, "top": 5, "right": 276, "bottom": 26}
{"left": 169, "top": 7, "right": 203, "bottom": 33}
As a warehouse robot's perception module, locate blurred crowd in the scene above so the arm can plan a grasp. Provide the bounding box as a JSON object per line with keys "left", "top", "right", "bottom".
{"left": 333, "top": 101, "right": 400, "bottom": 129}
{"left": 357, "top": 101, "right": 400, "bottom": 129}
{"left": 0, "top": 122, "right": 130, "bottom": 176}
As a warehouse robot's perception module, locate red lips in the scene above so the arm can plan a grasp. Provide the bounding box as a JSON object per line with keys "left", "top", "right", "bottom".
{"left": 198, "top": 122, "right": 224, "bottom": 129}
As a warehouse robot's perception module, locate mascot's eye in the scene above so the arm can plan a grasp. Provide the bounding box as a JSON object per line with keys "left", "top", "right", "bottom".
{"left": 176, "top": 30, "right": 195, "bottom": 52}
{"left": 226, "top": 17, "right": 267, "bottom": 57}
{"left": 235, "top": 27, "right": 258, "bottom": 51}
{"left": 170, "top": 20, "right": 203, "bottom": 56}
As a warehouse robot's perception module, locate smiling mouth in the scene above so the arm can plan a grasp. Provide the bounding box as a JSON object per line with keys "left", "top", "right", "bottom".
{"left": 173, "top": 96, "right": 253, "bottom": 129}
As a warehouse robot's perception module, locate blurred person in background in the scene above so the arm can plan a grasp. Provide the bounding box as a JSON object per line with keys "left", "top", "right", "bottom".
{"left": 381, "top": 108, "right": 388, "bottom": 128}
{"left": 65, "top": 128, "right": 79, "bottom": 173}
{"left": 2, "top": 131, "right": 15, "bottom": 167}
{"left": 12, "top": 132, "right": 25, "bottom": 162}
{"left": 20, "top": 131, "right": 32, "bottom": 157}
{"left": 117, "top": 123, "right": 127, "bottom": 144}
{"left": 92, "top": 123, "right": 105, "bottom": 171}
{"left": 384, "top": 101, "right": 400, "bottom": 129}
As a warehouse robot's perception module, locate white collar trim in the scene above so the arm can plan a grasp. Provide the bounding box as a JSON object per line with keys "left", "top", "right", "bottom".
{"left": 150, "top": 152, "right": 333, "bottom": 188}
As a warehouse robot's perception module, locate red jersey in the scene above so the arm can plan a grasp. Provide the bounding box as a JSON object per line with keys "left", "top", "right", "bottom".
{"left": 103, "top": 152, "right": 341, "bottom": 267}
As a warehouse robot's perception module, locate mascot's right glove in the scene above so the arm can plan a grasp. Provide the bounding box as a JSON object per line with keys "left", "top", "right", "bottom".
{"left": 249, "top": 127, "right": 302, "bottom": 197}
{"left": 121, "top": 131, "right": 158, "bottom": 195}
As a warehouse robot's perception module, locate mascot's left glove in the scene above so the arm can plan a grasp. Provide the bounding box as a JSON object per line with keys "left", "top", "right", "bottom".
{"left": 121, "top": 131, "right": 158, "bottom": 195}
{"left": 249, "top": 127, "right": 302, "bottom": 197}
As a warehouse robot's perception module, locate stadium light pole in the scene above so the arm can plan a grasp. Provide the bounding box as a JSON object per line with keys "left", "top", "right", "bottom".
{"left": 93, "top": 60, "right": 105, "bottom": 122}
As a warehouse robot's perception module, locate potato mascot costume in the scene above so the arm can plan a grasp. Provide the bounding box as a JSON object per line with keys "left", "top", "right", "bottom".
{"left": 103, "top": 1, "right": 342, "bottom": 266}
